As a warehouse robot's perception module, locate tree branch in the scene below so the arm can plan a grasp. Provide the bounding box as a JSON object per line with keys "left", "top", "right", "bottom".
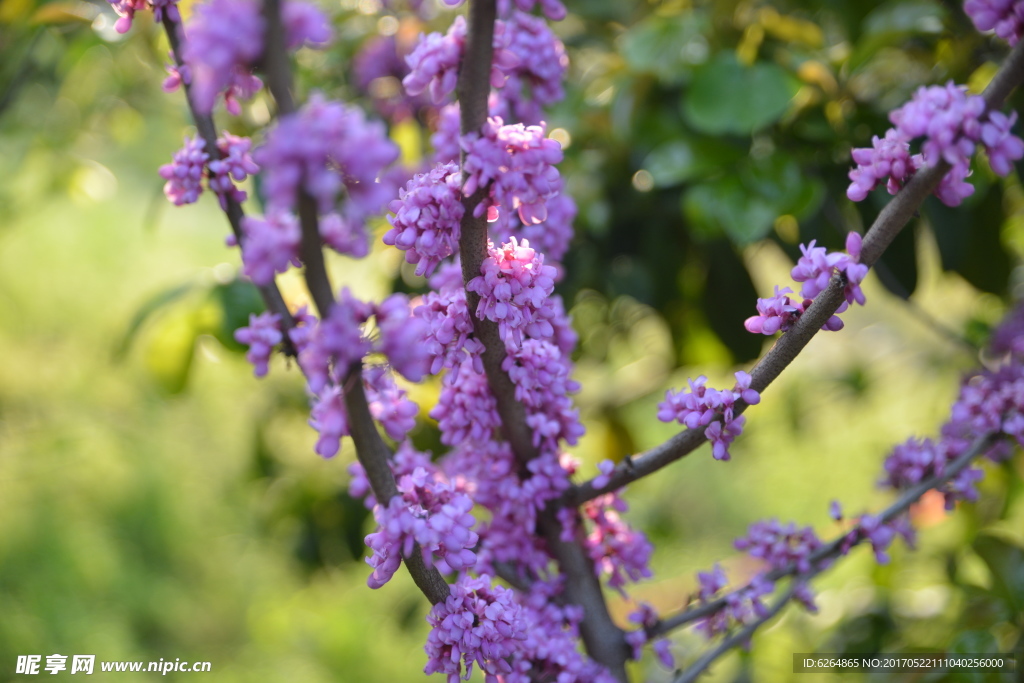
{"left": 259, "top": 0, "right": 451, "bottom": 605}
{"left": 566, "top": 38, "right": 1024, "bottom": 507}
{"left": 649, "top": 433, "right": 997, "bottom": 640}
{"left": 454, "top": 0, "right": 628, "bottom": 678}
{"left": 260, "top": 0, "right": 296, "bottom": 115}
{"left": 160, "top": 15, "right": 296, "bottom": 352}
{"left": 671, "top": 586, "right": 794, "bottom": 683}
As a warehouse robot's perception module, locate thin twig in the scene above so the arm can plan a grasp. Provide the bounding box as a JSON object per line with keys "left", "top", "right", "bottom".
{"left": 259, "top": 0, "right": 450, "bottom": 605}
{"left": 566, "top": 38, "right": 1024, "bottom": 507}
{"left": 671, "top": 586, "right": 795, "bottom": 683}
{"left": 160, "top": 14, "right": 296, "bottom": 352}
{"left": 649, "top": 434, "right": 996, "bottom": 639}
{"left": 454, "top": 0, "right": 628, "bottom": 678}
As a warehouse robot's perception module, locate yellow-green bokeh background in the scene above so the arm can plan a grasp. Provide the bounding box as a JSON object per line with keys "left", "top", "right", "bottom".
{"left": 2, "top": 1, "right": 1023, "bottom": 681}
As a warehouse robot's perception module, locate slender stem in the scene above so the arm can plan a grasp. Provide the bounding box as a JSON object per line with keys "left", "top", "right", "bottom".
{"left": 566, "top": 39, "right": 1024, "bottom": 507}
{"left": 649, "top": 434, "right": 996, "bottom": 639}
{"left": 259, "top": 0, "right": 450, "bottom": 604}
{"left": 259, "top": 0, "right": 332, "bottom": 316}
{"left": 982, "top": 38, "right": 1024, "bottom": 109}
{"left": 341, "top": 366, "right": 451, "bottom": 604}
{"left": 160, "top": 15, "right": 296, "bottom": 352}
{"left": 260, "top": 0, "right": 296, "bottom": 115}
{"left": 671, "top": 587, "right": 795, "bottom": 683}
{"left": 296, "top": 194, "right": 336, "bottom": 315}
{"left": 454, "top": 1, "right": 628, "bottom": 678}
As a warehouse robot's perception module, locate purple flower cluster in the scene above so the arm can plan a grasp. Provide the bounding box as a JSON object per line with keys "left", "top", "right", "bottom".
{"left": 695, "top": 572, "right": 775, "bottom": 638}
{"left": 416, "top": 283, "right": 486, "bottom": 377}
{"left": 746, "top": 233, "right": 866, "bottom": 335}
{"left": 301, "top": 290, "right": 422, "bottom": 393}
{"left": 734, "top": 519, "right": 823, "bottom": 574}
{"left": 744, "top": 286, "right": 844, "bottom": 335}
{"left": 492, "top": 192, "right": 577, "bottom": 269}
{"left": 625, "top": 603, "right": 675, "bottom": 668}
{"left": 159, "top": 136, "right": 208, "bottom": 206}
{"left": 365, "top": 366, "right": 419, "bottom": 441}
{"left": 162, "top": 58, "right": 191, "bottom": 92}
{"left": 383, "top": 162, "right": 465, "bottom": 277}
{"left": 281, "top": 0, "right": 332, "bottom": 50}
{"left": 843, "top": 514, "right": 916, "bottom": 565}
{"left": 467, "top": 238, "right": 558, "bottom": 348}
{"left": 106, "top": 0, "right": 179, "bottom": 34}
{"left": 504, "top": 339, "right": 585, "bottom": 449}
{"left": 349, "top": 441, "right": 434, "bottom": 511}
{"left": 180, "top": 0, "right": 265, "bottom": 115}
{"left": 207, "top": 133, "right": 259, "bottom": 209}
{"left": 657, "top": 371, "right": 761, "bottom": 461}
{"left": 498, "top": 11, "right": 569, "bottom": 124}
{"left": 254, "top": 94, "right": 399, "bottom": 221}
{"left": 353, "top": 35, "right": 433, "bottom": 122}
{"left": 403, "top": 16, "right": 519, "bottom": 105}
{"left": 462, "top": 117, "right": 564, "bottom": 226}
{"left": 848, "top": 81, "right": 1023, "bottom": 206}
{"left": 180, "top": 0, "right": 329, "bottom": 114}
{"left": 233, "top": 312, "right": 282, "bottom": 377}
{"left": 239, "top": 213, "right": 301, "bottom": 286}
{"left": 792, "top": 233, "right": 868, "bottom": 304}
{"left": 583, "top": 494, "right": 654, "bottom": 594}
{"left": 366, "top": 464, "right": 478, "bottom": 588}
{"left": 319, "top": 212, "right": 370, "bottom": 258}
{"left": 990, "top": 302, "right": 1024, "bottom": 358}
{"left": 424, "top": 576, "right": 526, "bottom": 682}
{"left": 432, "top": 362, "right": 501, "bottom": 446}
{"left": 309, "top": 385, "right": 349, "bottom": 458}
{"left": 965, "top": 0, "right": 1024, "bottom": 45}
{"left": 160, "top": 133, "right": 258, "bottom": 208}
{"left": 256, "top": 289, "right": 430, "bottom": 456}
{"left": 376, "top": 294, "right": 432, "bottom": 382}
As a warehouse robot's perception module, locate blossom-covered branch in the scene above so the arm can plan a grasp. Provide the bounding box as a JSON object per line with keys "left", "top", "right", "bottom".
{"left": 648, "top": 433, "right": 994, "bottom": 642}
{"left": 567, "top": 37, "right": 1024, "bottom": 506}
{"left": 672, "top": 587, "right": 794, "bottom": 683}
{"left": 453, "top": 0, "right": 628, "bottom": 678}
{"left": 257, "top": 0, "right": 452, "bottom": 605}
{"left": 159, "top": 14, "right": 296, "bottom": 349}
{"left": 637, "top": 302, "right": 1024, "bottom": 671}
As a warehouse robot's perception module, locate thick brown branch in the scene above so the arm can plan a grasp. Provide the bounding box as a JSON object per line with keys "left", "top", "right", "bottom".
{"left": 567, "top": 37, "right": 1024, "bottom": 507}
{"left": 454, "top": 0, "right": 628, "bottom": 679}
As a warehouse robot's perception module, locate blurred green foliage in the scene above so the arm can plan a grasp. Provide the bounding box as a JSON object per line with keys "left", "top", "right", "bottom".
{"left": 1, "top": 0, "right": 1023, "bottom": 680}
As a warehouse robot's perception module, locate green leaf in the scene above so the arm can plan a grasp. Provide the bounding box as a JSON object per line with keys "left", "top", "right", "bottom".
{"left": 701, "top": 241, "right": 763, "bottom": 362}
{"left": 141, "top": 306, "right": 198, "bottom": 395}
{"left": 683, "top": 177, "right": 777, "bottom": 243}
{"left": 619, "top": 11, "right": 710, "bottom": 84}
{"left": 862, "top": 195, "right": 918, "bottom": 299}
{"left": 682, "top": 152, "right": 824, "bottom": 245}
{"left": 643, "top": 137, "right": 744, "bottom": 188}
{"left": 683, "top": 53, "right": 800, "bottom": 136}
{"left": 113, "top": 282, "right": 197, "bottom": 361}
{"left": 973, "top": 534, "right": 1024, "bottom": 615}
{"left": 863, "top": 0, "right": 947, "bottom": 37}
{"left": 925, "top": 185, "right": 1011, "bottom": 295}
{"left": 210, "top": 278, "right": 266, "bottom": 352}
